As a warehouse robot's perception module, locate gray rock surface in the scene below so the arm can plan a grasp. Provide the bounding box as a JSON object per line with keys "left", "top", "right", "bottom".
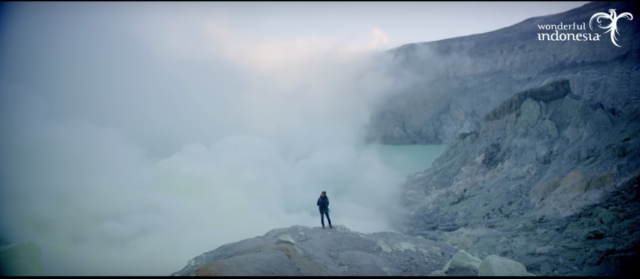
{"left": 170, "top": 225, "right": 538, "bottom": 276}
{"left": 171, "top": 225, "right": 458, "bottom": 276}
{"left": 442, "top": 249, "right": 482, "bottom": 276}
{"left": 478, "top": 254, "right": 536, "bottom": 276}
{"left": 367, "top": 1, "right": 640, "bottom": 145}
{"left": 400, "top": 79, "right": 640, "bottom": 276}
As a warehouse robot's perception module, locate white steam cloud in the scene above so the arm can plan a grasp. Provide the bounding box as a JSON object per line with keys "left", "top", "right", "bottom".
{"left": 1, "top": 2, "right": 413, "bottom": 276}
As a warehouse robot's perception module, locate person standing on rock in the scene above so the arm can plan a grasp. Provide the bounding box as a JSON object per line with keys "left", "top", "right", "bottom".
{"left": 317, "top": 191, "right": 332, "bottom": 229}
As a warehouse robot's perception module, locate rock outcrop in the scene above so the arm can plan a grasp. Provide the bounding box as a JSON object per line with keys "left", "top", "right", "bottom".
{"left": 171, "top": 225, "right": 458, "bottom": 276}
{"left": 367, "top": 1, "right": 640, "bottom": 145}
{"left": 400, "top": 79, "right": 640, "bottom": 276}
{"left": 478, "top": 255, "right": 536, "bottom": 276}
{"left": 171, "top": 225, "right": 535, "bottom": 276}
{"left": 440, "top": 249, "right": 482, "bottom": 276}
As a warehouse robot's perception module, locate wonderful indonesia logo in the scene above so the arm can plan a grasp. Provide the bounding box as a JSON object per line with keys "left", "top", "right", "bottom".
{"left": 537, "top": 9, "right": 633, "bottom": 47}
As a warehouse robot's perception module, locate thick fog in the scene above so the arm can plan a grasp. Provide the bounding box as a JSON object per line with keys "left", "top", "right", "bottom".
{"left": 0, "top": 2, "right": 423, "bottom": 275}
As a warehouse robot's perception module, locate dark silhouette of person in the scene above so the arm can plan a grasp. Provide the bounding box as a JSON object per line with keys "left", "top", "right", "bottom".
{"left": 317, "top": 191, "right": 332, "bottom": 229}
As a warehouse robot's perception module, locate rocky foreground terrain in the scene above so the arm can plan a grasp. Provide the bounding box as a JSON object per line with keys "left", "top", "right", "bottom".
{"left": 171, "top": 225, "right": 535, "bottom": 276}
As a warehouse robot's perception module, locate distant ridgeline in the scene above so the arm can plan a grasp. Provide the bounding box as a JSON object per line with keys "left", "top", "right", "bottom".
{"left": 367, "top": 1, "right": 639, "bottom": 145}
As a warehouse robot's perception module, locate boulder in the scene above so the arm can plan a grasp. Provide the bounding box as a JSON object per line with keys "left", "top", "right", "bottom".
{"left": 478, "top": 255, "right": 535, "bottom": 276}
{"left": 442, "top": 249, "right": 482, "bottom": 275}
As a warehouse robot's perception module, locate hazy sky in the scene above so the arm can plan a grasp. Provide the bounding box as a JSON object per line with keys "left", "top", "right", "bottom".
{"left": 1, "top": 2, "right": 589, "bottom": 50}
{"left": 0, "top": 1, "right": 589, "bottom": 276}
{"left": 200, "top": 1, "right": 590, "bottom": 48}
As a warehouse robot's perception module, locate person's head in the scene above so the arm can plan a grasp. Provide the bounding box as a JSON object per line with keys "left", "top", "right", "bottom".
{"left": 321, "top": 191, "right": 326, "bottom": 197}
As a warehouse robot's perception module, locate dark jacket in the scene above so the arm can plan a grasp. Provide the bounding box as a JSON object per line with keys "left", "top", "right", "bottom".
{"left": 317, "top": 196, "right": 329, "bottom": 212}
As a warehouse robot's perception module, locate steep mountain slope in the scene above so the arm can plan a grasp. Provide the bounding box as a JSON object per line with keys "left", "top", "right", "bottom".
{"left": 367, "top": 1, "right": 639, "bottom": 145}
{"left": 400, "top": 79, "right": 640, "bottom": 275}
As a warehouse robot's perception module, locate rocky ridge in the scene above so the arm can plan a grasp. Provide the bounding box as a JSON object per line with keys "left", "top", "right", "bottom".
{"left": 400, "top": 79, "right": 640, "bottom": 276}
{"left": 367, "top": 1, "right": 640, "bottom": 145}
{"left": 170, "top": 225, "right": 536, "bottom": 276}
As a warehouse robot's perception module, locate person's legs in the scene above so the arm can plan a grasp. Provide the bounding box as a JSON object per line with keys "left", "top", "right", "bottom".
{"left": 320, "top": 211, "right": 325, "bottom": 228}
{"left": 324, "top": 211, "right": 332, "bottom": 227}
